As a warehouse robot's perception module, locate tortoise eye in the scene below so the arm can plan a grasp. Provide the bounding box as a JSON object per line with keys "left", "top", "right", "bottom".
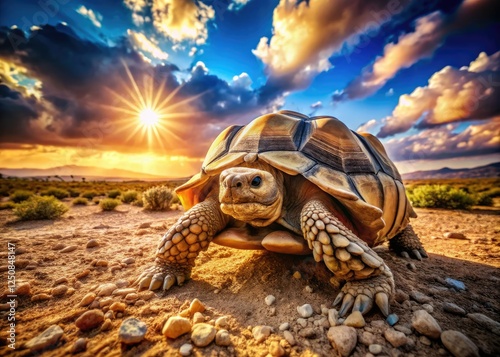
{"left": 251, "top": 176, "right": 262, "bottom": 187}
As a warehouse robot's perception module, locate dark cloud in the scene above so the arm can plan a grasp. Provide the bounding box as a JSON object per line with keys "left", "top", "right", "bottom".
{"left": 0, "top": 84, "right": 39, "bottom": 142}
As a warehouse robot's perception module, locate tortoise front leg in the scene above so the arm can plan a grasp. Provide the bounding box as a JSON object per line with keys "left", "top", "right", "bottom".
{"left": 389, "top": 225, "right": 428, "bottom": 260}
{"left": 301, "top": 200, "right": 394, "bottom": 317}
{"left": 134, "top": 197, "right": 228, "bottom": 291}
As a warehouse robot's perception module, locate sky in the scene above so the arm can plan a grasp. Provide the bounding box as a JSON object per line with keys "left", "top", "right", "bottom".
{"left": 0, "top": 0, "right": 499, "bottom": 177}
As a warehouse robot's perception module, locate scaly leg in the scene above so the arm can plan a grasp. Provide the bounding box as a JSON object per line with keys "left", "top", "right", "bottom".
{"left": 134, "top": 197, "right": 228, "bottom": 291}
{"left": 301, "top": 200, "right": 394, "bottom": 317}
{"left": 389, "top": 225, "right": 428, "bottom": 260}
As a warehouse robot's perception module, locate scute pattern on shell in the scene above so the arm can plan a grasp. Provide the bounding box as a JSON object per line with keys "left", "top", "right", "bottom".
{"left": 175, "top": 111, "right": 415, "bottom": 246}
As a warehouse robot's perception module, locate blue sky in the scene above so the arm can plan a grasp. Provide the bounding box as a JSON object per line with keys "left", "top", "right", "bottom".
{"left": 0, "top": 0, "right": 498, "bottom": 176}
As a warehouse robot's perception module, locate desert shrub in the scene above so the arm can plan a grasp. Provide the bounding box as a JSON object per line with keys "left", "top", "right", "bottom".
{"left": 0, "top": 202, "right": 16, "bottom": 210}
{"left": 121, "top": 190, "right": 138, "bottom": 204}
{"left": 93, "top": 198, "right": 100, "bottom": 205}
{"left": 72, "top": 197, "right": 88, "bottom": 205}
{"left": 100, "top": 198, "right": 120, "bottom": 211}
{"left": 107, "top": 189, "right": 121, "bottom": 199}
{"left": 474, "top": 193, "right": 494, "bottom": 206}
{"left": 408, "top": 185, "right": 475, "bottom": 210}
{"left": 40, "top": 187, "right": 69, "bottom": 199}
{"left": 0, "top": 186, "right": 10, "bottom": 197}
{"left": 68, "top": 188, "right": 80, "bottom": 197}
{"left": 82, "top": 191, "right": 98, "bottom": 200}
{"left": 14, "top": 196, "right": 68, "bottom": 220}
{"left": 143, "top": 186, "right": 173, "bottom": 211}
{"left": 10, "top": 190, "right": 34, "bottom": 203}
{"left": 132, "top": 197, "right": 144, "bottom": 207}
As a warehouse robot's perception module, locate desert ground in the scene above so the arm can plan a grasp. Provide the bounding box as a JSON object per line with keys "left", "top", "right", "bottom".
{"left": 0, "top": 202, "right": 499, "bottom": 356}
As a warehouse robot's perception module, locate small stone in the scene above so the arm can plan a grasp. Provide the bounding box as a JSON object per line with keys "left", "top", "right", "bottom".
{"left": 75, "top": 269, "right": 90, "bottom": 279}
{"left": 265, "top": 295, "right": 276, "bottom": 306}
{"left": 422, "top": 304, "right": 434, "bottom": 313}
{"left": 54, "top": 277, "right": 68, "bottom": 286}
{"left": 445, "top": 278, "right": 466, "bottom": 290}
{"left": 252, "top": 325, "right": 272, "bottom": 343}
{"left": 297, "top": 317, "right": 307, "bottom": 327}
{"left": 95, "top": 260, "right": 108, "bottom": 267}
{"left": 343, "top": 311, "right": 365, "bottom": 328}
{"left": 386, "top": 313, "right": 399, "bottom": 326}
{"left": 279, "top": 322, "right": 290, "bottom": 331}
{"left": 369, "top": 344, "right": 383, "bottom": 354}
{"left": 191, "top": 323, "right": 216, "bottom": 347}
{"left": 179, "top": 343, "right": 193, "bottom": 356}
{"left": 101, "top": 319, "right": 112, "bottom": 331}
{"left": 25, "top": 325, "right": 63, "bottom": 352}
{"left": 328, "top": 309, "right": 338, "bottom": 327}
{"left": 441, "top": 330, "right": 479, "bottom": 357}
{"left": 60, "top": 245, "right": 78, "bottom": 253}
{"left": 407, "top": 263, "right": 416, "bottom": 270}
{"left": 419, "top": 335, "right": 432, "bottom": 346}
{"left": 299, "top": 327, "right": 316, "bottom": 338}
{"left": 412, "top": 310, "right": 442, "bottom": 339}
{"left": 122, "top": 257, "right": 135, "bottom": 264}
{"left": 304, "top": 285, "right": 313, "bottom": 293}
{"left": 52, "top": 243, "right": 65, "bottom": 250}
{"left": 124, "top": 293, "right": 139, "bottom": 303}
{"left": 410, "top": 291, "right": 432, "bottom": 304}
{"left": 384, "top": 329, "right": 407, "bottom": 348}
{"left": 283, "top": 330, "right": 295, "bottom": 345}
{"left": 215, "top": 316, "right": 229, "bottom": 328}
{"left": 269, "top": 340, "right": 285, "bottom": 356}
{"left": 75, "top": 310, "right": 104, "bottom": 331}
{"left": 139, "top": 222, "right": 151, "bottom": 229}
{"left": 15, "top": 282, "right": 31, "bottom": 296}
{"left": 215, "top": 329, "right": 231, "bottom": 346}
{"left": 467, "top": 313, "right": 500, "bottom": 335}
{"left": 193, "top": 312, "right": 205, "bottom": 324}
{"left": 31, "top": 293, "right": 51, "bottom": 302}
{"left": 113, "top": 288, "right": 136, "bottom": 296}
{"left": 71, "top": 338, "right": 87, "bottom": 354}
{"left": 444, "top": 232, "right": 467, "bottom": 239}
{"left": 79, "top": 293, "right": 96, "bottom": 307}
{"left": 394, "top": 325, "right": 412, "bottom": 335}
{"left": 51, "top": 285, "right": 68, "bottom": 297}
{"left": 297, "top": 304, "right": 313, "bottom": 318}
{"left": 86, "top": 239, "right": 99, "bottom": 248}
{"left": 104, "top": 311, "right": 114, "bottom": 320}
{"left": 359, "top": 331, "right": 376, "bottom": 346}
{"left": 394, "top": 289, "right": 409, "bottom": 303}
{"left": 327, "top": 326, "right": 357, "bottom": 357}
{"left": 443, "top": 302, "right": 466, "bottom": 316}
{"left": 97, "top": 283, "right": 117, "bottom": 297}
{"left": 189, "top": 298, "right": 206, "bottom": 314}
{"left": 119, "top": 318, "right": 147, "bottom": 344}
{"left": 293, "top": 271, "right": 301, "bottom": 279}
{"left": 110, "top": 302, "right": 126, "bottom": 312}
{"left": 163, "top": 316, "right": 192, "bottom": 338}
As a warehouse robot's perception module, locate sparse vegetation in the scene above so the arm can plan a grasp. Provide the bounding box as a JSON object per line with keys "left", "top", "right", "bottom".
{"left": 10, "top": 190, "right": 34, "bottom": 203}
{"left": 72, "top": 197, "right": 88, "bottom": 205}
{"left": 107, "top": 189, "right": 121, "bottom": 199}
{"left": 0, "top": 202, "right": 16, "bottom": 210}
{"left": 68, "top": 188, "right": 80, "bottom": 197}
{"left": 82, "top": 190, "right": 99, "bottom": 200}
{"left": 121, "top": 190, "right": 139, "bottom": 204}
{"left": 407, "top": 185, "right": 475, "bottom": 209}
{"left": 40, "top": 187, "right": 69, "bottom": 199}
{"left": 14, "top": 196, "right": 68, "bottom": 220}
{"left": 143, "top": 185, "right": 174, "bottom": 211}
{"left": 100, "top": 198, "right": 120, "bottom": 211}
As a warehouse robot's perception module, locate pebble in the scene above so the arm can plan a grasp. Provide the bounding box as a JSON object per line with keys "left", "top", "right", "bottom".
{"left": 215, "top": 329, "right": 231, "bottom": 346}
{"left": 86, "top": 239, "right": 99, "bottom": 248}
{"left": 125, "top": 293, "right": 139, "bottom": 304}
{"left": 384, "top": 329, "right": 407, "bottom": 348}
{"left": 360, "top": 331, "right": 376, "bottom": 346}
{"left": 179, "top": 343, "right": 193, "bottom": 356}
{"left": 52, "top": 243, "right": 65, "bottom": 250}
{"left": 104, "top": 311, "right": 114, "bottom": 320}
{"left": 115, "top": 279, "right": 129, "bottom": 288}
{"left": 189, "top": 298, "right": 206, "bottom": 314}
{"left": 15, "top": 282, "right": 31, "bottom": 296}
{"left": 215, "top": 316, "right": 229, "bottom": 329}
{"left": 386, "top": 313, "right": 399, "bottom": 326}
{"left": 441, "top": 330, "right": 479, "bottom": 357}
{"left": 99, "top": 297, "right": 113, "bottom": 307}
{"left": 101, "top": 319, "right": 112, "bottom": 331}
{"left": 79, "top": 293, "right": 96, "bottom": 307}
{"left": 327, "top": 326, "right": 357, "bottom": 357}
{"left": 163, "top": 316, "right": 192, "bottom": 338}
{"left": 297, "top": 304, "right": 314, "bottom": 318}
{"left": 51, "top": 285, "right": 68, "bottom": 297}
{"left": 279, "top": 322, "right": 290, "bottom": 331}
{"left": 395, "top": 289, "right": 409, "bottom": 303}
{"left": 369, "top": 344, "right": 383, "bottom": 354}
{"left": 445, "top": 278, "right": 466, "bottom": 291}
{"left": 410, "top": 291, "right": 432, "bottom": 304}
{"left": 343, "top": 311, "right": 365, "bottom": 328}
{"left": 265, "top": 295, "right": 276, "bottom": 306}
{"left": 118, "top": 318, "right": 147, "bottom": 344}
{"left": 467, "top": 313, "right": 500, "bottom": 335}
{"left": 252, "top": 325, "right": 272, "bottom": 343}
{"left": 269, "top": 340, "right": 285, "bottom": 356}
{"left": 443, "top": 302, "right": 466, "bottom": 316}
{"left": 110, "top": 302, "right": 126, "bottom": 312}
{"left": 193, "top": 312, "right": 205, "bottom": 324}
{"left": 122, "top": 257, "right": 135, "bottom": 264}
{"left": 71, "top": 338, "right": 87, "bottom": 353}
{"left": 293, "top": 271, "right": 301, "bottom": 279}
{"left": 328, "top": 309, "right": 338, "bottom": 327}
{"left": 283, "top": 330, "right": 296, "bottom": 345}
{"left": 407, "top": 263, "right": 416, "bottom": 270}
{"left": 60, "top": 245, "right": 78, "bottom": 253}
{"left": 420, "top": 335, "right": 432, "bottom": 346}
{"left": 444, "top": 232, "right": 467, "bottom": 239}
{"left": 97, "top": 283, "right": 117, "bottom": 296}
{"left": 412, "top": 310, "right": 442, "bottom": 339}
{"left": 299, "top": 327, "right": 316, "bottom": 338}
{"left": 111, "top": 288, "right": 134, "bottom": 297}
{"left": 297, "top": 318, "right": 307, "bottom": 328}
{"left": 25, "top": 325, "right": 63, "bottom": 352}
{"left": 191, "top": 323, "right": 216, "bottom": 347}
{"left": 422, "top": 304, "right": 434, "bottom": 313}
{"left": 305, "top": 285, "right": 313, "bottom": 293}
{"left": 75, "top": 310, "right": 104, "bottom": 331}
{"left": 31, "top": 293, "right": 51, "bottom": 302}
{"left": 95, "top": 260, "right": 109, "bottom": 267}
{"left": 394, "top": 325, "right": 412, "bottom": 335}
{"left": 75, "top": 269, "right": 90, "bottom": 279}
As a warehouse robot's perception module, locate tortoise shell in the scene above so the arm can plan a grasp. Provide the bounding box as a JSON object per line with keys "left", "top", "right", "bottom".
{"left": 176, "top": 110, "right": 416, "bottom": 246}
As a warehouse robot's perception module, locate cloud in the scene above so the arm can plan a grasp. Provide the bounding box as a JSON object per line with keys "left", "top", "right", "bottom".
{"left": 356, "top": 119, "right": 378, "bottom": 133}
{"left": 76, "top": 5, "right": 103, "bottom": 28}
{"left": 310, "top": 101, "right": 322, "bottom": 109}
{"left": 384, "top": 117, "right": 500, "bottom": 162}
{"left": 333, "top": 0, "right": 498, "bottom": 102}
{"left": 377, "top": 51, "right": 500, "bottom": 138}
{"left": 231, "top": 72, "right": 252, "bottom": 89}
{"left": 228, "top": 0, "right": 252, "bottom": 11}
{"left": 253, "top": 0, "right": 411, "bottom": 95}
{"left": 127, "top": 30, "right": 169, "bottom": 60}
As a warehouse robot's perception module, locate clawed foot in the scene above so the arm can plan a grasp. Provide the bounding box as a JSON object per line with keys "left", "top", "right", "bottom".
{"left": 390, "top": 225, "right": 428, "bottom": 261}
{"left": 133, "top": 260, "right": 191, "bottom": 291}
{"left": 399, "top": 248, "right": 428, "bottom": 261}
{"left": 333, "top": 274, "right": 394, "bottom": 317}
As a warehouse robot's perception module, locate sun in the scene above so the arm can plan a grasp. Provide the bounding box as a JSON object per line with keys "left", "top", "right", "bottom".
{"left": 139, "top": 108, "right": 159, "bottom": 127}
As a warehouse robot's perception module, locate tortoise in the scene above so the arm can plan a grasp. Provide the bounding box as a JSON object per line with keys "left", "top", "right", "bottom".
{"left": 135, "top": 110, "right": 427, "bottom": 317}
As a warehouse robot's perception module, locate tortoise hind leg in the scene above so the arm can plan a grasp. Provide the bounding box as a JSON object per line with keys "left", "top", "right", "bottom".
{"left": 389, "top": 225, "right": 428, "bottom": 260}
{"left": 301, "top": 200, "right": 395, "bottom": 317}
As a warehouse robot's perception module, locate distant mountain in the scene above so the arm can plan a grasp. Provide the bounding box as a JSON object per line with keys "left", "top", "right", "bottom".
{"left": 402, "top": 162, "right": 500, "bottom": 180}
{"left": 0, "top": 165, "right": 170, "bottom": 181}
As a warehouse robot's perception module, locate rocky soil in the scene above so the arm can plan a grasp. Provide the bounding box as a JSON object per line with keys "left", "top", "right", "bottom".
{"left": 0, "top": 205, "right": 499, "bottom": 356}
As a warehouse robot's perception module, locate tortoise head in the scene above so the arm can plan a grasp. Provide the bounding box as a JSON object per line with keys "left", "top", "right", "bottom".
{"left": 219, "top": 163, "right": 283, "bottom": 227}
